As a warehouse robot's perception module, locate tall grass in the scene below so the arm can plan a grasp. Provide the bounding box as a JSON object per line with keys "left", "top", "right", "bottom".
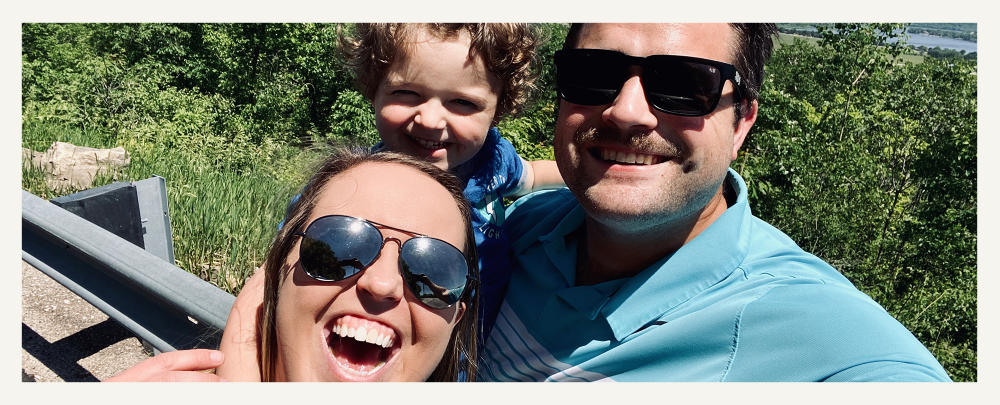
{"left": 22, "top": 120, "right": 328, "bottom": 294}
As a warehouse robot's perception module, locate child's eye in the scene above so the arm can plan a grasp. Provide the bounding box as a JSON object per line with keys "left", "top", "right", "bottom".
{"left": 391, "top": 89, "right": 419, "bottom": 97}
{"left": 452, "top": 99, "right": 479, "bottom": 109}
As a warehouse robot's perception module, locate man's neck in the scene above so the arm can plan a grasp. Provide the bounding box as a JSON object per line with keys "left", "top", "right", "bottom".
{"left": 575, "top": 186, "right": 731, "bottom": 286}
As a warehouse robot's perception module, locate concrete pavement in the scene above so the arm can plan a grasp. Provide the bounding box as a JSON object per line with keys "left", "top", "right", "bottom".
{"left": 21, "top": 260, "right": 152, "bottom": 382}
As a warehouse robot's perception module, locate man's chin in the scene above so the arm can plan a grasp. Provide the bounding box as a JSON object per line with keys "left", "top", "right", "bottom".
{"left": 576, "top": 185, "right": 664, "bottom": 224}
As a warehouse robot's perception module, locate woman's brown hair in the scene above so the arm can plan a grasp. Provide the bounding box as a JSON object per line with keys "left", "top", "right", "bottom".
{"left": 258, "top": 147, "right": 480, "bottom": 381}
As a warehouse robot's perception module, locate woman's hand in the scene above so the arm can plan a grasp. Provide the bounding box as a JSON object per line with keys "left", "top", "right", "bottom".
{"left": 215, "top": 266, "right": 266, "bottom": 381}
{"left": 105, "top": 349, "right": 224, "bottom": 382}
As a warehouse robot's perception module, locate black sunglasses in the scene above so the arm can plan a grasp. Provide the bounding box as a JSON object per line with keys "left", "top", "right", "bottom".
{"left": 294, "top": 215, "right": 477, "bottom": 309}
{"left": 554, "top": 48, "right": 742, "bottom": 117}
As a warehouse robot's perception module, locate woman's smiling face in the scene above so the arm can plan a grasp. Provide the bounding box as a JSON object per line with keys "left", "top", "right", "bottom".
{"left": 273, "top": 162, "right": 467, "bottom": 381}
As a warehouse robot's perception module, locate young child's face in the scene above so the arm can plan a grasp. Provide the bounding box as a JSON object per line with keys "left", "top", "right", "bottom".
{"left": 372, "top": 29, "right": 501, "bottom": 171}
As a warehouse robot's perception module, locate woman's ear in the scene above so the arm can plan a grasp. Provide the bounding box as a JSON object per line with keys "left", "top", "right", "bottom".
{"left": 454, "top": 302, "right": 467, "bottom": 324}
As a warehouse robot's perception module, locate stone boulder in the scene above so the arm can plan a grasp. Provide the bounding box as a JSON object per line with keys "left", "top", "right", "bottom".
{"left": 22, "top": 142, "right": 130, "bottom": 190}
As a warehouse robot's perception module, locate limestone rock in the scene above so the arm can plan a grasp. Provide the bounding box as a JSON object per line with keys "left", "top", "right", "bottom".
{"left": 23, "top": 142, "right": 130, "bottom": 190}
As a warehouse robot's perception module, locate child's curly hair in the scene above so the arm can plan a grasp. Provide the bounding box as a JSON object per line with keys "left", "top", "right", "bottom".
{"left": 340, "top": 23, "right": 539, "bottom": 123}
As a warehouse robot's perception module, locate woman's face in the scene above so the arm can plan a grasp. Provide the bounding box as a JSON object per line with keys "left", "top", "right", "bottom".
{"left": 274, "top": 162, "right": 467, "bottom": 381}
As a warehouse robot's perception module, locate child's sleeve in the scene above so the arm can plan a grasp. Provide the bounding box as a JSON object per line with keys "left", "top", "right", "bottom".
{"left": 513, "top": 159, "right": 563, "bottom": 197}
{"left": 491, "top": 132, "right": 528, "bottom": 198}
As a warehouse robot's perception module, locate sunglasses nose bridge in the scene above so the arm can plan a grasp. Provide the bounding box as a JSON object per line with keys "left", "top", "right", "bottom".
{"left": 381, "top": 236, "right": 404, "bottom": 250}
{"left": 354, "top": 236, "right": 406, "bottom": 304}
{"left": 604, "top": 72, "right": 659, "bottom": 130}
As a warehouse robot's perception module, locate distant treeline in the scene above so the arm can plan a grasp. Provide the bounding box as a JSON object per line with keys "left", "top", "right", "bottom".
{"left": 778, "top": 23, "right": 976, "bottom": 42}
{"left": 777, "top": 23, "right": 977, "bottom": 60}
{"left": 909, "top": 23, "right": 977, "bottom": 42}
{"left": 913, "top": 45, "right": 977, "bottom": 61}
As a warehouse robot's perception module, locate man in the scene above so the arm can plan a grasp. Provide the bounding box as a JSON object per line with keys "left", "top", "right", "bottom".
{"left": 476, "top": 23, "right": 951, "bottom": 381}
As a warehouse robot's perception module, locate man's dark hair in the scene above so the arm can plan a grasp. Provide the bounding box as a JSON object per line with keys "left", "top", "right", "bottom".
{"left": 562, "top": 23, "right": 777, "bottom": 121}
{"left": 728, "top": 23, "right": 777, "bottom": 120}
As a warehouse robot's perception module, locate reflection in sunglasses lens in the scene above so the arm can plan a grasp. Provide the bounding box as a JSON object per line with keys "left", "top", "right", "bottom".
{"left": 301, "top": 236, "right": 351, "bottom": 281}
{"left": 401, "top": 239, "right": 466, "bottom": 309}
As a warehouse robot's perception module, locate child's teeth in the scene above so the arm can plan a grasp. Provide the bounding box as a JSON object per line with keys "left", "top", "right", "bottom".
{"left": 413, "top": 137, "right": 446, "bottom": 149}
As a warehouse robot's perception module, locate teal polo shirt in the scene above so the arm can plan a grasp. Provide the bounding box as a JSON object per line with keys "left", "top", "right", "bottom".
{"left": 478, "top": 169, "right": 951, "bottom": 382}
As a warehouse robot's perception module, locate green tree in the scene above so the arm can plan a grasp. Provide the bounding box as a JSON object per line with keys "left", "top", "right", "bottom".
{"left": 740, "top": 23, "right": 976, "bottom": 381}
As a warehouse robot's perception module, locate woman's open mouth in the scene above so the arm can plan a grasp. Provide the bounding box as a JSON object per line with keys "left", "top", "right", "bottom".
{"left": 327, "top": 315, "right": 400, "bottom": 377}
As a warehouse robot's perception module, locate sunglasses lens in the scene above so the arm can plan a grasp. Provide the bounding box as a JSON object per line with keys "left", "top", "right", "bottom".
{"left": 644, "top": 57, "right": 723, "bottom": 116}
{"left": 300, "top": 216, "right": 381, "bottom": 281}
{"left": 399, "top": 237, "right": 470, "bottom": 309}
{"left": 555, "top": 49, "right": 625, "bottom": 105}
{"left": 556, "top": 49, "right": 727, "bottom": 116}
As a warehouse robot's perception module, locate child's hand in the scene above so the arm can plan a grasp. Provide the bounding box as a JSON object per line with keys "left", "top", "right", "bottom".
{"left": 105, "top": 349, "right": 225, "bottom": 382}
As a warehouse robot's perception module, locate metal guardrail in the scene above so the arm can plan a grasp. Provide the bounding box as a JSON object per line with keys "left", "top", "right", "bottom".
{"left": 22, "top": 189, "right": 235, "bottom": 352}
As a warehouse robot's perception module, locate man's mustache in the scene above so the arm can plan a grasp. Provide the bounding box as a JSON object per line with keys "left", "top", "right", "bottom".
{"left": 573, "top": 125, "right": 684, "bottom": 158}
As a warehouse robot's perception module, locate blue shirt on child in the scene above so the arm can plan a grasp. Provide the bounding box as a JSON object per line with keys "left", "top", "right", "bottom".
{"left": 451, "top": 127, "right": 526, "bottom": 345}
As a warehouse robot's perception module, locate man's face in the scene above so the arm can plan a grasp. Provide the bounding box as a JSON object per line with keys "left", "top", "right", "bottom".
{"left": 554, "top": 23, "right": 754, "bottom": 232}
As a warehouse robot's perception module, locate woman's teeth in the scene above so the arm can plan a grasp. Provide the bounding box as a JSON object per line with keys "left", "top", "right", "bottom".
{"left": 332, "top": 323, "right": 395, "bottom": 348}
{"left": 601, "top": 148, "right": 663, "bottom": 165}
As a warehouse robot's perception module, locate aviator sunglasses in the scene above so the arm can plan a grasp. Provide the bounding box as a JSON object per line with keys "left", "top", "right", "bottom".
{"left": 554, "top": 48, "right": 742, "bottom": 117}
{"left": 294, "top": 215, "right": 477, "bottom": 309}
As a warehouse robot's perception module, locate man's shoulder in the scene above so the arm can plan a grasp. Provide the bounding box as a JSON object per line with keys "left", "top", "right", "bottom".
{"left": 729, "top": 205, "right": 856, "bottom": 285}
{"left": 726, "top": 281, "right": 950, "bottom": 381}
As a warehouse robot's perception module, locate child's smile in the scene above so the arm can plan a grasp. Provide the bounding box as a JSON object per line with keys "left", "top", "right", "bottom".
{"left": 372, "top": 29, "right": 501, "bottom": 171}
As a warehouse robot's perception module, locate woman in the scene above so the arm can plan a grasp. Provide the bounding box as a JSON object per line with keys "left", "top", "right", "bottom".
{"left": 108, "top": 149, "right": 480, "bottom": 382}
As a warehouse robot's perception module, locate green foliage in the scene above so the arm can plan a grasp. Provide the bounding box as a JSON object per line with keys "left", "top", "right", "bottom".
{"left": 495, "top": 23, "right": 566, "bottom": 162}
{"left": 528, "top": 23, "right": 569, "bottom": 114}
{"left": 498, "top": 102, "right": 556, "bottom": 161}
{"left": 124, "top": 143, "right": 322, "bottom": 293}
{"left": 326, "top": 89, "right": 379, "bottom": 146}
{"left": 741, "top": 23, "right": 977, "bottom": 381}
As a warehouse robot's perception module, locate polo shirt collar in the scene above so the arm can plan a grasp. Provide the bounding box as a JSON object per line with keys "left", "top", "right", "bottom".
{"left": 537, "top": 169, "right": 753, "bottom": 341}
{"left": 537, "top": 201, "right": 588, "bottom": 286}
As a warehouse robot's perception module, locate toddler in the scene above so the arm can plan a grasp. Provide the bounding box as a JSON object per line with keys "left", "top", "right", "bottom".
{"left": 340, "top": 23, "right": 563, "bottom": 342}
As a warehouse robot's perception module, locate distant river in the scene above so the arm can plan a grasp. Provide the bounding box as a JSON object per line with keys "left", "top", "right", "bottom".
{"left": 788, "top": 27, "right": 978, "bottom": 53}
{"left": 904, "top": 32, "right": 977, "bottom": 53}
